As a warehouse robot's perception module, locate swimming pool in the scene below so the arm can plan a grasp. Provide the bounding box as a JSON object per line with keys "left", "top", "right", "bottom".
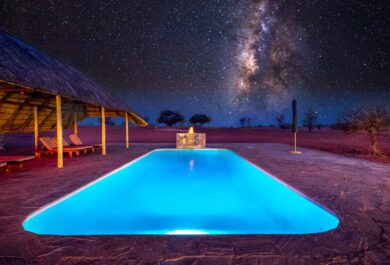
{"left": 23, "top": 149, "right": 339, "bottom": 235}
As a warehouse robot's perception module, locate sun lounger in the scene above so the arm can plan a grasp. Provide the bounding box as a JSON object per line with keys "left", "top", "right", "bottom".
{"left": 0, "top": 156, "right": 34, "bottom": 171}
{"left": 37, "top": 137, "right": 89, "bottom": 158}
{"left": 60, "top": 138, "right": 94, "bottom": 153}
{"left": 69, "top": 134, "right": 101, "bottom": 151}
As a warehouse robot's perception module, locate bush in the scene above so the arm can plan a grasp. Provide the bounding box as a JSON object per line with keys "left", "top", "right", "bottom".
{"left": 335, "top": 106, "right": 389, "bottom": 156}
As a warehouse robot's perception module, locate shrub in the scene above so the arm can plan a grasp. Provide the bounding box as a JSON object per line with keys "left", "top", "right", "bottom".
{"left": 335, "top": 106, "right": 389, "bottom": 156}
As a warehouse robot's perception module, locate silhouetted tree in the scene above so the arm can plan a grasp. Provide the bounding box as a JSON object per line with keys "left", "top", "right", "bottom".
{"left": 303, "top": 110, "right": 319, "bottom": 132}
{"left": 156, "top": 110, "right": 184, "bottom": 127}
{"left": 239, "top": 116, "right": 251, "bottom": 128}
{"left": 239, "top": 118, "right": 245, "bottom": 128}
{"left": 276, "top": 114, "right": 285, "bottom": 129}
{"left": 189, "top": 114, "right": 211, "bottom": 127}
{"left": 336, "top": 106, "right": 389, "bottom": 156}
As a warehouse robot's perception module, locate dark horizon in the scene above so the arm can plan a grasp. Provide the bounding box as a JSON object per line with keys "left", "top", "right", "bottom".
{"left": 1, "top": 0, "right": 389, "bottom": 126}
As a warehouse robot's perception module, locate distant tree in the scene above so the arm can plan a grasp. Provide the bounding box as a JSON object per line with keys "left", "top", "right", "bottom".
{"left": 189, "top": 114, "right": 211, "bottom": 127}
{"left": 156, "top": 110, "right": 184, "bottom": 127}
{"left": 276, "top": 114, "right": 286, "bottom": 129}
{"left": 98, "top": 117, "right": 115, "bottom": 125}
{"left": 239, "top": 116, "right": 251, "bottom": 128}
{"left": 336, "top": 106, "right": 390, "bottom": 156}
{"left": 107, "top": 117, "right": 115, "bottom": 125}
{"left": 303, "top": 110, "right": 319, "bottom": 132}
{"left": 239, "top": 118, "right": 246, "bottom": 128}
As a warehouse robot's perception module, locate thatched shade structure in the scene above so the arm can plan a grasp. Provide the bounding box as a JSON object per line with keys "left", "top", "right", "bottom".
{"left": 0, "top": 31, "right": 147, "bottom": 132}
{"left": 0, "top": 31, "right": 147, "bottom": 167}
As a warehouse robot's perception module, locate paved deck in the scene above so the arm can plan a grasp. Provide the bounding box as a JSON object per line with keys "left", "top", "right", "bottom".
{"left": 0, "top": 143, "right": 389, "bottom": 265}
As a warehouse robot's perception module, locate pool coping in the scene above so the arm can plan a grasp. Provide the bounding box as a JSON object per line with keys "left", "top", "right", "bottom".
{"left": 22, "top": 148, "right": 339, "bottom": 235}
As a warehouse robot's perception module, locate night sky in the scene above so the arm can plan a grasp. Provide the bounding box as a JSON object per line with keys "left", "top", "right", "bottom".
{"left": 1, "top": 0, "right": 389, "bottom": 126}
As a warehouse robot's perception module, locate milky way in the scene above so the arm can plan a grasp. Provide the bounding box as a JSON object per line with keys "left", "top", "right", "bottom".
{"left": 229, "top": 0, "right": 308, "bottom": 116}
{"left": 1, "top": 0, "right": 389, "bottom": 126}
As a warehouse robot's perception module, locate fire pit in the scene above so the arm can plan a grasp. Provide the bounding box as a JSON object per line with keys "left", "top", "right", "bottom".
{"left": 176, "top": 127, "right": 206, "bottom": 149}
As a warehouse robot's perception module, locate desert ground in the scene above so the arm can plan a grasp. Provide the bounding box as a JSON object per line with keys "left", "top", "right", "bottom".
{"left": 0, "top": 127, "right": 389, "bottom": 264}
{"left": 2, "top": 126, "right": 390, "bottom": 163}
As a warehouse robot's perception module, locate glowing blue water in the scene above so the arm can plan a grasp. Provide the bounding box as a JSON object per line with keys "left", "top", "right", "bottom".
{"left": 23, "top": 149, "right": 339, "bottom": 235}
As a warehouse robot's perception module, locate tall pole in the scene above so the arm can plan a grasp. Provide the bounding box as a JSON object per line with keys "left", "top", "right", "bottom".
{"left": 34, "top": 106, "right": 39, "bottom": 156}
{"left": 125, "top": 112, "right": 129, "bottom": 149}
{"left": 294, "top": 132, "right": 297, "bottom": 152}
{"left": 101, "top": 106, "right": 106, "bottom": 155}
{"left": 56, "top": 96, "right": 63, "bottom": 168}
{"left": 74, "top": 112, "right": 78, "bottom": 136}
{"left": 290, "top": 99, "right": 302, "bottom": 154}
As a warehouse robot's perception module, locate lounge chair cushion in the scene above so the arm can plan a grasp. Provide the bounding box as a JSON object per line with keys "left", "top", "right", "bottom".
{"left": 69, "top": 134, "right": 84, "bottom": 146}
{"left": 69, "top": 134, "right": 100, "bottom": 149}
{"left": 40, "top": 137, "right": 57, "bottom": 150}
{"left": 50, "top": 137, "right": 92, "bottom": 150}
{"left": 59, "top": 138, "right": 71, "bottom": 147}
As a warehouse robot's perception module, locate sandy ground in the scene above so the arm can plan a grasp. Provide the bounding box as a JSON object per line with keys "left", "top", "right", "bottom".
{"left": 0, "top": 143, "right": 389, "bottom": 264}
{"left": 2, "top": 126, "right": 390, "bottom": 163}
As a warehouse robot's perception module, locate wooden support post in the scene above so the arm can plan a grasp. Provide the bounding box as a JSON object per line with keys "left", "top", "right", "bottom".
{"left": 125, "top": 112, "right": 129, "bottom": 149}
{"left": 74, "top": 112, "right": 78, "bottom": 136}
{"left": 34, "top": 106, "right": 39, "bottom": 156}
{"left": 101, "top": 106, "right": 106, "bottom": 155}
{"left": 56, "top": 95, "right": 63, "bottom": 168}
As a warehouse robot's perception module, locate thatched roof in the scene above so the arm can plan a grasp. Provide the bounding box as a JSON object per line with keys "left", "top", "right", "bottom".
{"left": 0, "top": 31, "right": 147, "bottom": 133}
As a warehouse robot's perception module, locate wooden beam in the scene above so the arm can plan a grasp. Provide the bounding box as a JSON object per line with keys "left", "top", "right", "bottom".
{"left": 10, "top": 97, "right": 53, "bottom": 132}
{"left": 56, "top": 96, "right": 63, "bottom": 168}
{"left": 74, "top": 112, "right": 78, "bottom": 136}
{"left": 18, "top": 97, "right": 54, "bottom": 130}
{"left": 34, "top": 106, "right": 39, "bottom": 155}
{"left": 39, "top": 107, "right": 56, "bottom": 128}
{"left": 101, "top": 106, "right": 106, "bottom": 155}
{"left": 0, "top": 92, "right": 11, "bottom": 106}
{"left": 125, "top": 112, "right": 129, "bottom": 149}
{"left": 0, "top": 100, "right": 54, "bottom": 108}
{"left": 0, "top": 95, "right": 31, "bottom": 130}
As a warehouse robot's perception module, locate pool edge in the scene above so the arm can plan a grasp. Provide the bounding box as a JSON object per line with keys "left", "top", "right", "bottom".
{"left": 22, "top": 149, "right": 159, "bottom": 230}
{"left": 23, "top": 147, "right": 339, "bottom": 235}
{"left": 227, "top": 149, "right": 340, "bottom": 222}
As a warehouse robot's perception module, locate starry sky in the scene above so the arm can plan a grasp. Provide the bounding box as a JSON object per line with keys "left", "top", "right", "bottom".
{"left": 1, "top": 0, "right": 389, "bottom": 126}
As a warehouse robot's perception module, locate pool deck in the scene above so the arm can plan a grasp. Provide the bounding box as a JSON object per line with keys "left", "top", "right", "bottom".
{"left": 0, "top": 143, "right": 389, "bottom": 265}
